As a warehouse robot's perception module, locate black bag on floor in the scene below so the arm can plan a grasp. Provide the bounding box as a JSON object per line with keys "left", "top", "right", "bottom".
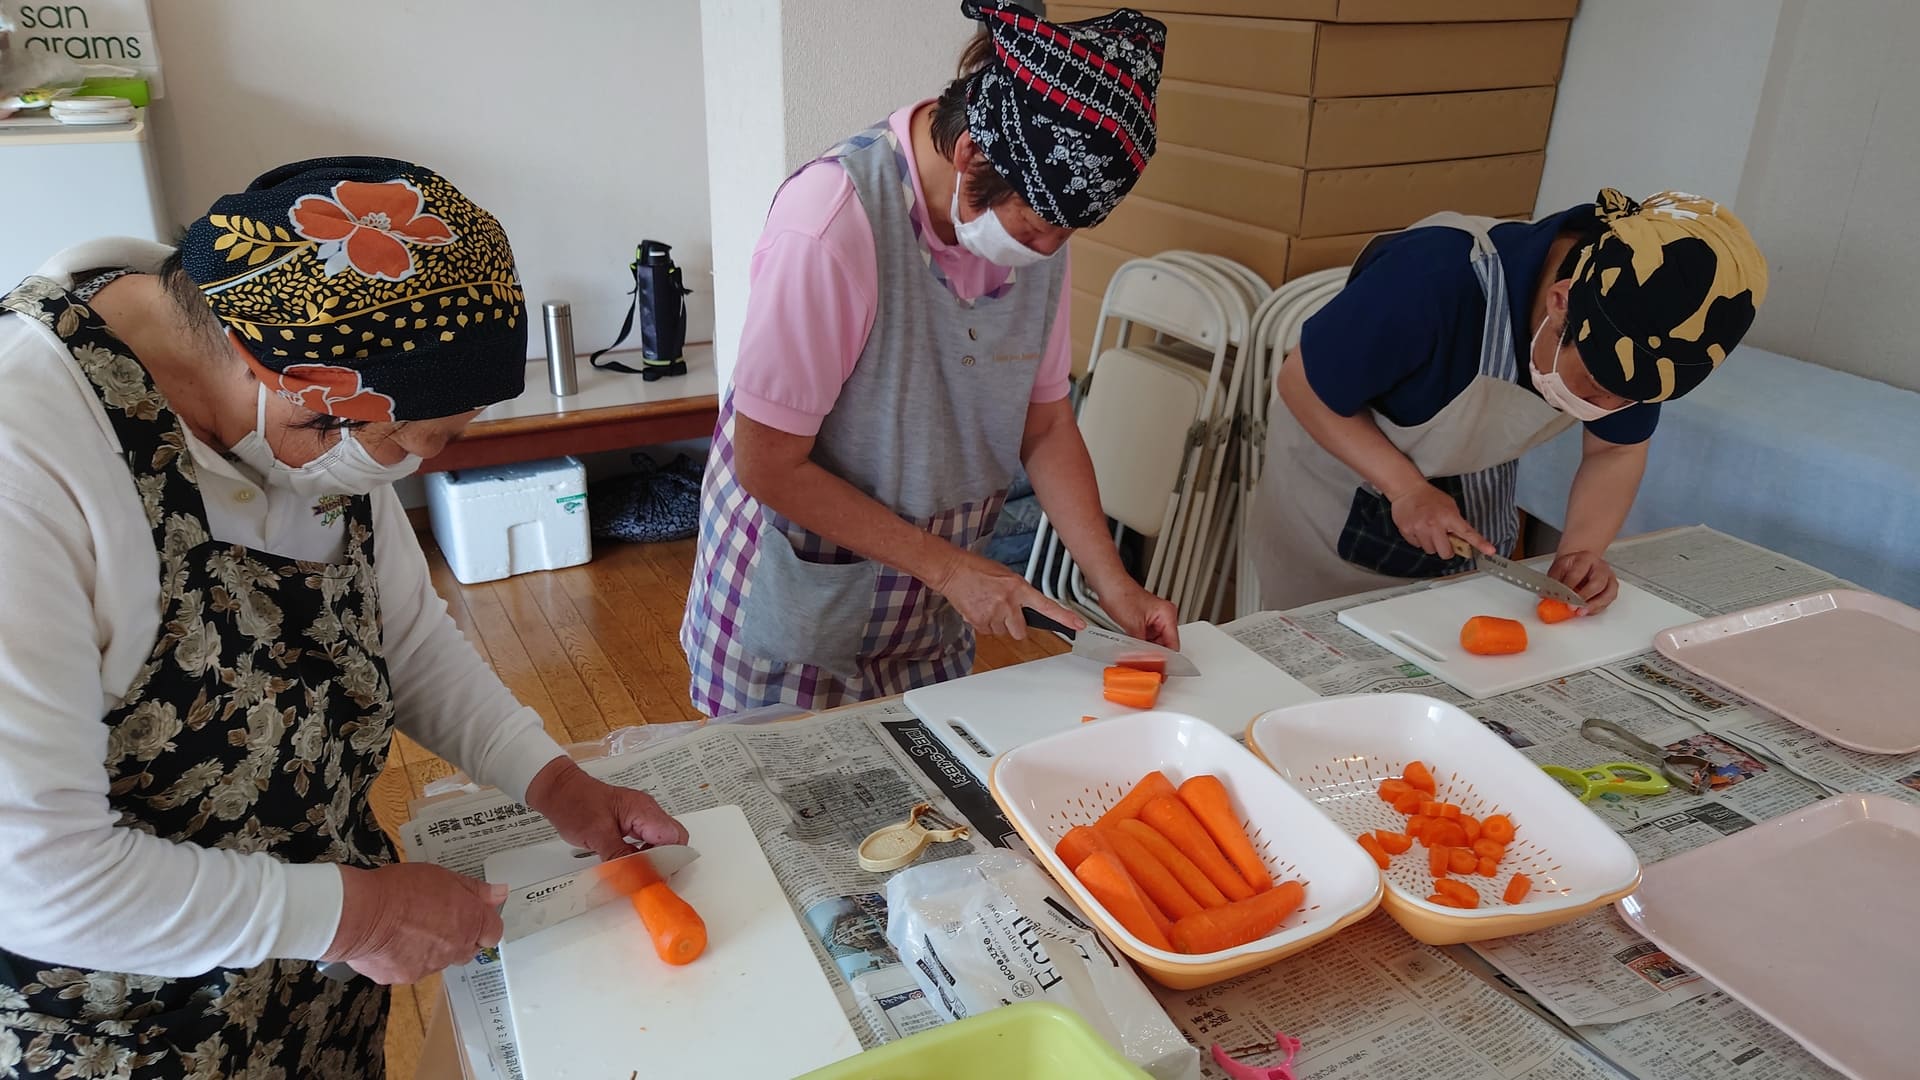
{"left": 589, "top": 453, "right": 705, "bottom": 544}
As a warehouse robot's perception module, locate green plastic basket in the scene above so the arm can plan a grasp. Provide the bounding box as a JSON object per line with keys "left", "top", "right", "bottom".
{"left": 795, "top": 1002, "right": 1151, "bottom": 1080}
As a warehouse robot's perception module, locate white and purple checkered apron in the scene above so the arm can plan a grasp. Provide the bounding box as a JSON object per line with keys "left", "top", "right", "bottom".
{"left": 682, "top": 124, "right": 1067, "bottom": 716}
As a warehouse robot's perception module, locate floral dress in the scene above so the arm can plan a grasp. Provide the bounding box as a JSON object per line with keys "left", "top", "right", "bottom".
{"left": 0, "top": 279, "right": 396, "bottom": 1078}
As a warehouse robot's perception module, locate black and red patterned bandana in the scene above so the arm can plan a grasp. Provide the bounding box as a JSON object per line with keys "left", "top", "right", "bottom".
{"left": 181, "top": 157, "right": 527, "bottom": 422}
{"left": 961, "top": 1, "right": 1166, "bottom": 230}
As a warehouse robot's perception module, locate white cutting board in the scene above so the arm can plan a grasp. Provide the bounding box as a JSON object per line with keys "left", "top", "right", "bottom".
{"left": 1337, "top": 569, "right": 1699, "bottom": 699}
{"left": 497, "top": 804, "right": 860, "bottom": 1079}
{"left": 906, "top": 621, "right": 1318, "bottom": 781}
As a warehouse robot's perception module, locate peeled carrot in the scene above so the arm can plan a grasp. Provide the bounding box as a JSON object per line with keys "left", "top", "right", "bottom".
{"left": 1427, "top": 821, "right": 1469, "bottom": 849}
{"left": 1357, "top": 832, "right": 1389, "bottom": 869}
{"left": 1537, "top": 597, "right": 1579, "bottom": 624}
{"left": 1116, "top": 656, "right": 1168, "bottom": 677}
{"left": 614, "top": 857, "right": 708, "bottom": 966}
{"left": 1407, "top": 814, "right": 1435, "bottom": 843}
{"left": 1103, "top": 823, "right": 1204, "bottom": 920}
{"left": 1393, "top": 791, "right": 1426, "bottom": 815}
{"left": 1140, "top": 795, "right": 1255, "bottom": 902}
{"left": 1096, "top": 771, "right": 1176, "bottom": 829}
{"left": 1476, "top": 856, "right": 1500, "bottom": 877}
{"left": 1055, "top": 824, "right": 1111, "bottom": 870}
{"left": 1419, "top": 800, "right": 1443, "bottom": 817}
{"left": 1378, "top": 778, "right": 1413, "bottom": 803}
{"left": 1435, "top": 803, "right": 1462, "bottom": 820}
{"left": 1461, "top": 815, "right": 1483, "bottom": 843}
{"left": 1101, "top": 666, "right": 1163, "bottom": 709}
{"left": 1481, "top": 814, "right": 1516, "bottom": 844}
{"left": 1103, "top": 685, "right": 1160, "bottom": 709}
{"left": 1472, "top": 838, "right": 1507, "bottom": 862}
{"left": 1427, "top": 893, "right": 1466, "bottom": 909}
{"left": 1503, "top": 873, "right": 1533, "bottom": 904}
{"left": 1435, "top": 878, "right": 1481, "bottom": 908}
{"left": 1103, "top": 665, "right": 1161, "bottom": 690}
{"left": 1460, "top": 615, "right": 1529, "bottom": 656}
{"left": 1376, "top": 830, "right": 1413, "bottom": 855}
{"left": 1168, "top": 880, "right": 1305, "bottom": 955}
{"left": 1403, "top": 761, "right": 1437, "bottom": 793}
{"left": 1176, "top": 775, "right": 1274, "bottom": 893}
{"left": 1116, "top": 818, "right": 1229, "bottom": 909}
{"left": 1081, "top": 715, "right": 1099, "bottom": 724}
{"left": 1429, "top": 845, "right": 1451, "bottom": 877}
{"left": 1448, "top": 848, "right": 1478, "bottom": 875}
{"left": 1074, "top": 850, "right": 1173, "bottom": 950}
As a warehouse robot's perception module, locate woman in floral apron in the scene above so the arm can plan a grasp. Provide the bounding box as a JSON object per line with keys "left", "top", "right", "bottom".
{"left": 1248, "top": 191, "right": 1769, "bottom": 613}
{"left": 683, "top": 2, "right": 1179, "bottom": 717}
{"left": 0, "top": 158, "right": 684, "bottom": 1078}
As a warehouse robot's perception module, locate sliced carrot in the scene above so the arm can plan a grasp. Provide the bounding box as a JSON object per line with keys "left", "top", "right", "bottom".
{"left": 1375, "top": 830, "right": 1413, "bottom": 855}
{"left": 1102, "top": 666, "right": 1162, "bottom": 692}
{"left": 1472, "top": 838, "right": 1507, "bottom": 862}
{"left": 1419, "top": 800, "right": 1443, "bottom": 817}
{"left": 1435, "top": 878, "right": 1481, "bottom": 908}
{"left": 1448, "top": 848, "right": 1478, "bottom": 875}
{"left": 1168, "top": 881, "right": 1305, "bottom": 954}
{"left": 1140, "top": 795, "right": 1255, "bottom": 902}
{"left": 1357, "top": 832, "right": 1389, "bottom": 869}
{"left": 1378, "top": 778, "right": 1413, "bottom": 804}
{"left": 1115, "top": 818, "right": 1229, "bottom": 909}
{"left": 1403, "top": 761, "right": 1437, "bottom": 793}
{"left": 1116, "top": 656, "right": 1168, "bottom": 677}
{"left": 1461, "top": 815, "right": 1483, "bottom": 843}
{"left": 1103, "top": 684, "right": 1160, "bottom": 709}
{"left": 1103, "top": 823, "right": 1204, "bottom": 920}
{"left": 1427, "top": 821, "right": 1469, "bottom": 849}
{"left": 1435, "top": 803, "right": 1462, "bottom": 820}
{"left": 1073, "top": 850, "right": 1173, "bottom": 950}
{"left": 1393, "top": 791, "right": 1426, "bottom": 815}
{"left": 1429, "top": 845, "right": 1451, "bottom": 877}
{"left": 1476, "top": 856, "right": 1500, "bottom": 877}
{"left": 1503, "top": 873, "right": 1533, "bottom": 905}
{"left": 1536, "top": 597, "right": 1579, "bottom": 624}
{"left": 1176, "top": 776, "right": 1274, "bottom": 893}
{"left": 1460, "top": 615, "right": 1529, "bottom": 656}
{"left": 1407, "top": 814, "right": 1435, "bottom": 843}
{"left": 1081, "top": 715, "right": 1099, "bottom": 723}
{"left": 1096, "top": 771, "right": 1176, "bottom": 829}
{"left": 1481, "top": 814, "right": 1515, "bottom": 844}
{"left": 1427, "top": 892, "right": 1465, "bottom": 909}
{"left": 1055, "top": 825, "right": 1111, "bottom": 870}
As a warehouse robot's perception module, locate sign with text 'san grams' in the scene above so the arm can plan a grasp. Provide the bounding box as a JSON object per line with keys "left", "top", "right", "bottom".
{"left": 7, "top": 1, "right": 163, "bottom": 96}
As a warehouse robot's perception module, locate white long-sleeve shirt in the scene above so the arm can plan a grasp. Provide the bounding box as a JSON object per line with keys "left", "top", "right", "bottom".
{"left": 0, "top": 240, "right": 566, "bottom": 977}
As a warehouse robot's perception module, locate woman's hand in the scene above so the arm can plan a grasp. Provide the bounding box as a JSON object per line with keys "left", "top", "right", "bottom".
{"left": 1548, "top": 550, "right": 1620, "bottom": 613}
{"left": 929, "top": 548, "right": 1086, "bottom": 641}
{"left": 324, "top": 863, "right": 507, "bottom": 984}
{"left": 1092, "top": 579, "right": 1181, "bottom": 651}
{"left": 526, "top": 758, "right": 689, "bottom": 861}
{"left": 1389, "top": 482, "right": 1492, "bottom": 559}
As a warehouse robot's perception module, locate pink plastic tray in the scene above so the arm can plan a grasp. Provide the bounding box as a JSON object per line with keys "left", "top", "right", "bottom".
{"left": 1617, "top": 794, "right": 1920, "bottom": 1080}
{"left": 1654, "top": 590, "right": 1920, "bottom": 754}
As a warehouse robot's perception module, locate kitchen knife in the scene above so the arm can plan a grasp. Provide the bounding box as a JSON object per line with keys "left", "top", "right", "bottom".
{"left": 1021, "top": 608, "right": 1201, "bottom": 677}
{"left": 1449, "top": 537, "right": 1588, "bottom": 608}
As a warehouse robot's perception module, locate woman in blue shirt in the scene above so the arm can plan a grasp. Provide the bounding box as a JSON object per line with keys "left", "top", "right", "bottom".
{"left": 1248, "top": 190, "right": 1767, "bottom": 612}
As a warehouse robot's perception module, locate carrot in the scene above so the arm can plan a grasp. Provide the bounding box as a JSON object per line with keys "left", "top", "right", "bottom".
{"left": 1116, "top": 818, "right": 1229, "bottom": 909}
{"left": 1435, "top": 878, "right": 1481, "bottom": 908}
{"left": 1427, "top": 893, "right": 1466, "bottom": 909}
{"left": 1393, "top": 791, "right": 1426, "bottom": 815}
{"left": 1429, "top": 845, "right": 1451, "bottom": 877}
{"left": 1101, "top": 666, "right": 1162, "bottom": 709}
{"left": 1375, "top": 830, "right": 1412, "bottom": 855}
{"left": 1096, "top": 771, "right": 1176, "bottom": 829}
{"left": 1460, "top": 615, "right": 1528, "bottom": 656}
{"left": 1461, "top": 815, "right": 1483, "bottom": 843}
{"left": 1403, "top": 761, "right": 1437, "bottom": 794}
{"left": 1055, "top": 825, "right": 1111, "bottom": 870}
{"left": 1168, "top": 881, "right": 1305, "bottom": 954}
{"left": 1103, "top": 823, "right": 1204, "bottom": 920}
{"left": 1116, "top": 656, "right": 1168, "bottom": 677}
{"left": 1481, "top": 814, "right": 1515, "bottom": 844}
{"left": 1176, "top": 775, "right": 1274, "bottom": 893}
{"left": 1536, "top": 597, "right": 1579, "bottom": 624}
{"left": 1418, "top": 800, "right": 1442, "bottom": 817}
{"left": 1435, "top": 803, "right": 1462, "bottom": 820}
{"left": 618, "top": 858, "right": 708, "bottom": 966}
{"left": 1378, "top": 778, "right": 1413, "bottom": 804}
{"left": 1073, "top": 850, "right": 1173, "bottom": 950}
{"left": 1476, "top": 856, "right": 1500, "bottom": 877}
{"left": 1472, "top": 838, "right": 1507, "bottom": 862}
{"left": 1140, "top": 795, "right": 1255, "bottom": 902}
{"left": 1081, "top": 715, "right": 1098, "bottom": 723}
{"left": 1427, "top": 821, "right": 1469, "bottom": 849}
{"left": 1503, "top": 873, "right": 1533, "bottom": 904}
{"left": 1103, "top": 685, "right": 1160, "bottom": 709}
{"left": 1356, "top": 832, "right": 1389, "bottom": 869}
{"left": 1448, "top": 848, "right": 1478, "bottom": 875}
{"left": 1407, "top": 814, "right": 1435, "bottom": 843}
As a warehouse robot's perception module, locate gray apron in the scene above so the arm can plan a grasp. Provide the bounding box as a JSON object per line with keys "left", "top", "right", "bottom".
{"left": 1249, "top": 212, "right": 1574, "bottom": 611}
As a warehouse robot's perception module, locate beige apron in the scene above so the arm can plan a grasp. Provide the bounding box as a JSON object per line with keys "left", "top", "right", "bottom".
{"left": 1249, "top": 212, "right": 1575, "bottom": 611}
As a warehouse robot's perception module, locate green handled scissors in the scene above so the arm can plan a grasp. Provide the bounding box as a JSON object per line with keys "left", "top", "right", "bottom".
{"left": 1541, "top": 762, "right": 1671, "bottom": 802}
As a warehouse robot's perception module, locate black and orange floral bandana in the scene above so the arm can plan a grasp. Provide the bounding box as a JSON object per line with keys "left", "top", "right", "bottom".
{"left": 961, "top": 1, "right": 1166, "bottom": 229}
{"left": 181, "top": 157, "right": 527, "bottom": 422}
{"left": 1565, "top": 189, "right": 1768, "bottom": 404}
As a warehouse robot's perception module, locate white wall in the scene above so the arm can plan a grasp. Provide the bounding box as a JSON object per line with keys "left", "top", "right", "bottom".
{"left": 146, "top": 0, "right": 713, "bottom": 359}
{"left": 1736, "top": 0, "right": 1920, "bottom": 391}
{"left": 701, "top": 0, "right": 975, "bottom": 389}
{"left": 1534, "top": 0, "right": 1781, "bottom": 215}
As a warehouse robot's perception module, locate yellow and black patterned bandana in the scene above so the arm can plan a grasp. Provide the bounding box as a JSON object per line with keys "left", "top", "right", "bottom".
{"left": 1565, "top": 189, "right": 1768, "bottom": 403}
{"left": 182, "top": 157, "right": 527, "bottom": 422}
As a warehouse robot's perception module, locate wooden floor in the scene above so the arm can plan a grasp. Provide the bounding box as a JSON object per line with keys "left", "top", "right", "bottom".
{"left": 373, "top": 535, "right": 1068, "bottom": 1078}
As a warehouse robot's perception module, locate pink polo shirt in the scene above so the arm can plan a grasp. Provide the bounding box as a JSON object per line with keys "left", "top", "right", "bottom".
{"left": 730, "top": 102, "right": 1075, "bottom": 437}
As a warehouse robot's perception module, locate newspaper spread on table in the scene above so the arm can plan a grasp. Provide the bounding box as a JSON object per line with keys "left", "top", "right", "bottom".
{"left": 405, "top": 526, "right": 1901, "bottom": 1079}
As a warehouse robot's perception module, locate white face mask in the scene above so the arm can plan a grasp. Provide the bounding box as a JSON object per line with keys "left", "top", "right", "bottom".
{"left": 949, "top": 174, "right": 1051, "bottom": 268}
{"left": 1529, "top": 315, "right": 1631, "bottom": 422}
{"left": 230, "top": 385, "right": 422, "bottom": 497}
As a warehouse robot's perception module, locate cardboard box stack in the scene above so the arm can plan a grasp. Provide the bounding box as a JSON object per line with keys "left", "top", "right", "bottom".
{"left": 1054, "top": 0, "right": 1577, "bottom": 367}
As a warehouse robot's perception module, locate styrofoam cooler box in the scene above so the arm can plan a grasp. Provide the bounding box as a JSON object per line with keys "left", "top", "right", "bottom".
{"left": 426, "top": 457, "right": 590, "bottom": 584}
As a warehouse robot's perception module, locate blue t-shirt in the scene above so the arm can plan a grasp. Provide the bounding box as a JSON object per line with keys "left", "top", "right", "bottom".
{"left": 1297, "top": 205, "right": 1660, "bottom": 446}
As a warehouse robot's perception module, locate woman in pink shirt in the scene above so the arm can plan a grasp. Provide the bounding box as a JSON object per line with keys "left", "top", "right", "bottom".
{"left": 683, "top": 2, "right": 1176, "bottom": 716}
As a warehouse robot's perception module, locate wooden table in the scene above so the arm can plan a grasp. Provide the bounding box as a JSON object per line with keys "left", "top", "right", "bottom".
{"left": 419, "top": 345, "right": 719, "bottom": 472}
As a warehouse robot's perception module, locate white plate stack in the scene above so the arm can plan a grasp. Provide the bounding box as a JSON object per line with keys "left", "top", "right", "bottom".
{"left": 50, "top": 95, "right": 136, "bottom": 126}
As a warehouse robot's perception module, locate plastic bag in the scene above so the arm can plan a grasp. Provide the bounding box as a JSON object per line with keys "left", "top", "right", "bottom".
{"left": 885, "top": 850, "right": 1201, "bottom": 1080}
{"left": 587, "top": 452, "right": 702, "bottom": 544}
